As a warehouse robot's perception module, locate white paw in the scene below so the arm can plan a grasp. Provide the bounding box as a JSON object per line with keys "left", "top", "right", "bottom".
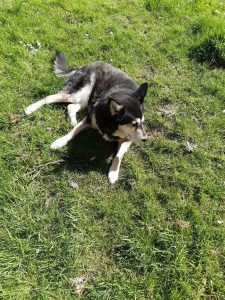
{"left": 108, "top": 170, "right": 119, "bottom": 184}
{"left": 24, "top": 104, "right": 38, "bottom": 115}
{"left": 50, "top": 137, "right": 68, "bottom": 150}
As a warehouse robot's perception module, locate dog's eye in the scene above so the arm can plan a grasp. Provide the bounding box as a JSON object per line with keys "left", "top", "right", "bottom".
{"left": 132, "top": 123, "right": 138, "bottom": 129}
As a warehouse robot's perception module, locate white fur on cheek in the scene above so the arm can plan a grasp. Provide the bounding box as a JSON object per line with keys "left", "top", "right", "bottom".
{"left": 112, "top": 124, "right": 132, "bottom": 139}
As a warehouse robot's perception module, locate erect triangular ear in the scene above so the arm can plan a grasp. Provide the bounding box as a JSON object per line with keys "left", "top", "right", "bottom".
{"left": 109, "top": 98, "right": 124, "bottom": 115}
{"left": 135, "top": 83, "right": 148, "bottom": 103}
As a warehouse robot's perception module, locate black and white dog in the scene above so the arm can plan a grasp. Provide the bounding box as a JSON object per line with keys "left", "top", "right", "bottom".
{"left": 25, "top": 52, "right": 148, "bottom": 183}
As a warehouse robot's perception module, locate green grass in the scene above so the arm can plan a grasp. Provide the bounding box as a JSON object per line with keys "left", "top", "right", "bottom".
{"left": 0, "top": 0, "right": 225, "bottom": 299}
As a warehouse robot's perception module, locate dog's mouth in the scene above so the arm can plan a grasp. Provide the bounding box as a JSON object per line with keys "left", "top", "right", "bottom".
{"left": 115, "top": 136, "right": 132, "bottom": 142}
{"left": 124, "top": 134, "right": 148, "bottom": 142}
{"left": 123, "top": 136, "right": 132, "bottom": 142}
{"left": 106, "top": 132, "right": 148, "bottom": 143}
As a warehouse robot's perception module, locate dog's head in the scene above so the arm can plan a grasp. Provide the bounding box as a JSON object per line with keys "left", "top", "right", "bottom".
{"left": 108, "top": 83, "right": 148, "bottom": 141}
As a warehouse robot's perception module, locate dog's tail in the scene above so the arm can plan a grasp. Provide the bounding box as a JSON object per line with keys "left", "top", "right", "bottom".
{"left": 53, "top": 51, "right": 75, "bottom": 77}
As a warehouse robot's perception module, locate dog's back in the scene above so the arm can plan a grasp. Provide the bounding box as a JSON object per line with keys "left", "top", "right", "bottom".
{"left": 61, "top": 60, "right": 138, "bottom": 100}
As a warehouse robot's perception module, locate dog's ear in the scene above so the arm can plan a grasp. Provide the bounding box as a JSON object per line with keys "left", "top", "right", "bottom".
{"left": 109, "top": 98, "right": 125, "bottom": 115}
{"left": 134, "top": 83, "right": 148, "bottom": 103}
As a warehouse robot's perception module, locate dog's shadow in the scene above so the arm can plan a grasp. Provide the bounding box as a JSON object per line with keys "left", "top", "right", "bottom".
{"left": 54, "top": 128, "right": 118, "bottom": 176}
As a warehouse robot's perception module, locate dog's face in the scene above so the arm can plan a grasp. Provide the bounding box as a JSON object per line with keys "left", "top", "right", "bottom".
{"left": 108, "top": 83, "right": 148, "bottom": 141}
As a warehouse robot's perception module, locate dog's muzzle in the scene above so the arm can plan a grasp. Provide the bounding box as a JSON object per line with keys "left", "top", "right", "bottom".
{"left": 142, "top": 134, "right": 148, "bottom": 141}
{"left": 136, "top": 127, "right": 148, "bottom": 141}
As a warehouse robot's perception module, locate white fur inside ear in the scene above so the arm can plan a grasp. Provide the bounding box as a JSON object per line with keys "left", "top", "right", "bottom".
{"left": 50, "top": 137, "right": 68, "bottom": 150}
{"left": 108, "top": 170, "right": 119, "bottom": 184}
{"left": 110, "top": 100, "right": 123, "bottom": 115}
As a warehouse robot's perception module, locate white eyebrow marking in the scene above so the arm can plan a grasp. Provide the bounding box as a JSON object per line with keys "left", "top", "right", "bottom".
{"left": 132, "top": 118, "right": 141, "bottom": 126}
{"left": 135, "top": 118, "right": 141, "bottom": 124}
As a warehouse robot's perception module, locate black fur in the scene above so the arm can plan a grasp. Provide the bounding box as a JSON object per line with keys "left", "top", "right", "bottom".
{"left": 54, "top": 51, "right": 72, "bottom": 76}
{"left": 56, "top": 54, "right": 148, "bottom": 141}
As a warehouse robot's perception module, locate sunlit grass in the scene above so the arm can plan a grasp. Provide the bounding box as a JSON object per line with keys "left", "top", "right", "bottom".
{"left": 0, "top": 0, "right": 224, "bottom": 299}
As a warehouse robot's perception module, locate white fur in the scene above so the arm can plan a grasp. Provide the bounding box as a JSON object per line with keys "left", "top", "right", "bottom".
{"left": 112, "top": 124, "right": 147, "bottom": 141}
{"left": 50, "top": 117, "right": 90, "bottom": 149}
{"left": 25, "top": 93, "right": 69, "bottom": 115}
{"left": 108, "top": 169, "right": 120, "bottom": 184}
{"left": 108, "top": 141, "right": 132, "bottom": 184}
{"left": 68, "top": 73, "right": 95, "bottom": 107}
{"left": 67, "top": 103, "right": 82, "bottom": 126}
{"left": 50, "top": 136, "right": 69, "bottom": 150}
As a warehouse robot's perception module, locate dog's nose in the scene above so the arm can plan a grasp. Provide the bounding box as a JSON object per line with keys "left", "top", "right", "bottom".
{"left": 142, "top": 135, "right": 148, "bottom": 142}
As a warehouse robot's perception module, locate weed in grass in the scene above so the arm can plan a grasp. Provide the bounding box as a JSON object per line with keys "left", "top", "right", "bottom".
{"left": 145, "top": 0, "right": 179, "bottom": 15}
{"left": 188, "top": 13, "right": 225, "bottom": 68}
{"left": 189, "top": 34, "right": 225, "bottom": 68}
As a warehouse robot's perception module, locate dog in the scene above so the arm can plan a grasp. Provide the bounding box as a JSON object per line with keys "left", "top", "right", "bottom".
{"left": 25, "top": 51, "right": 148, "bottom": 183}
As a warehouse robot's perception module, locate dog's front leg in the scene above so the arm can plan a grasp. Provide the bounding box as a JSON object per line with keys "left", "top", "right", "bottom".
{"left": 67, "top": 103, "right": 82, "bottom": 126}
{"left": 50, "top": 117, "right": 90, "bottom": 150}
{"left": 108, "top": 141, "right": 132, "bottom": 184}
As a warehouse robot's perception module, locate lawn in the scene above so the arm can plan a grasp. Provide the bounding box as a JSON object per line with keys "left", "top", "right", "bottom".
{"left": 0, "top": 0, "right": 225, "bottom": 299}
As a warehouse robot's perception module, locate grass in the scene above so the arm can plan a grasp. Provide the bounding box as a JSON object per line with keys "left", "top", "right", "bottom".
{"left": 0, "top": 0, "right": 225, "bottom": 299}
{"left": 188, "top": 13, "right": 225, "bottom": 68}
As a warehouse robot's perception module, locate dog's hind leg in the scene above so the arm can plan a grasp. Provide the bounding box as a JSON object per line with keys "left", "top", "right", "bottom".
{"left": 25, "top": 92, "right": 70, "bottom": 115}
{"left": 67, "top": 103, "right": 82, "bottom": 126}
{"left": 50, "top": 117, "right": 90, "bottom": 150}
{"left": 108, "top": 141, "right": 132, "bottom": 184}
